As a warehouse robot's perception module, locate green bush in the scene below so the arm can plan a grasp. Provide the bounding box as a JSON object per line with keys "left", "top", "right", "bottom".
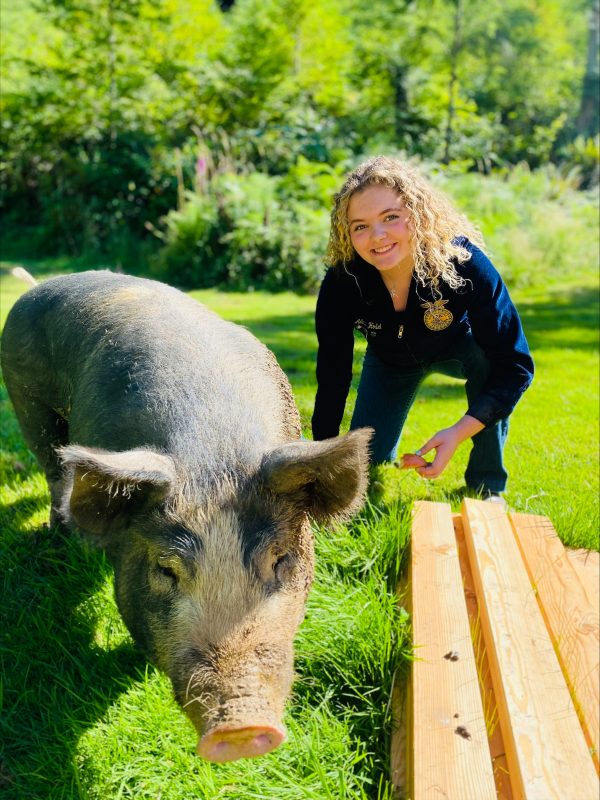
{"left": 1, "top": 130, "right": 176, "bottom": 270}
{"left": 152, "top": 167, "right": 333, "bottom": 292}
{"left": 150, "top": 191, "right": 222, "bottom": 288}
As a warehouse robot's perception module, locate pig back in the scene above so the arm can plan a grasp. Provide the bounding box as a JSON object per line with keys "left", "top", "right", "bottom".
{"left": 1, "top": 271, "right": 301, "bottom": 478}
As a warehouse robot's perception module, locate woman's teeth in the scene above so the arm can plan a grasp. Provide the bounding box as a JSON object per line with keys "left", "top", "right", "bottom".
{"left": 372, "top": 243, "right": 395, "bottom": 254}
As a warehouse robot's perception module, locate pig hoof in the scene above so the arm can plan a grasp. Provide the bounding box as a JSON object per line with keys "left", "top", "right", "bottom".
{"left": 197, "top": 724, "right": 286, "bottom": 762}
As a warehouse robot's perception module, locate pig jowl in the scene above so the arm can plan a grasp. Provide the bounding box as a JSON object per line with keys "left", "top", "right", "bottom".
{"left": 1, "top": 271, "right": 372, "bottom": 762}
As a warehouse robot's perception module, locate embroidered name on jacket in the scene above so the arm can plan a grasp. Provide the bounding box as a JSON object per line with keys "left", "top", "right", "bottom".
{"left": 354, "top": 319, "right": 382, "bottom": 337}
{"left": 421, "top": 299, "right": 453, "bottom": 331}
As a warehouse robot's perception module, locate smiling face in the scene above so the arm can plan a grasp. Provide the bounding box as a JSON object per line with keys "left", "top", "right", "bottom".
{"left": 347, "top": 185, "right": 414, "bottom": 276}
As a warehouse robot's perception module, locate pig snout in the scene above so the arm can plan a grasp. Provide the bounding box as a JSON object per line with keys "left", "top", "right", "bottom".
{"left": 173, "top": 640, "right": 294, "bottom": 763}
{"left": 197, "top": 723, "right": 286, "bottom": 762}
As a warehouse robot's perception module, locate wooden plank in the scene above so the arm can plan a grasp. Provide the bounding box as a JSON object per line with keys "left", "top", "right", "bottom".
{"left": 461, "top": 498, "right": 598, "bottom": 799}
{"left": 453, "top": 513, "right": 513, "bottom": 800}
{"left": 567, "top": 548, "right": 600, "bottom": 613}
{"left": 510, "top": 513, "right": 599, "bottom": 772}
{"left": 410, "top": 501, "right": 496, "bottom": 799}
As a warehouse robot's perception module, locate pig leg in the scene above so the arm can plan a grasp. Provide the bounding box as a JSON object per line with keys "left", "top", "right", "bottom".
{"left": 7, "top": 387, "right": 69, "bottom": 526}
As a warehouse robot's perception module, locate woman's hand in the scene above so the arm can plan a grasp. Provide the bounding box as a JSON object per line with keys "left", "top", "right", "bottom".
{"left": 411, "top": 426, "right": 463, "bottom": 479}
{"left": 400, "top": 415, "right": 485, "bottom": 479}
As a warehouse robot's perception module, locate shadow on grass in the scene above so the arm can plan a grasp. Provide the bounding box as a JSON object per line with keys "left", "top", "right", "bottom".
{"left": 228, "top": 312, "right": 316, "bottom": 365}
{"left": 517, "top": 286, "right": 599, "bottom": 353}
{"left": 0, "top": 493, "right": 145, "bottom": 799}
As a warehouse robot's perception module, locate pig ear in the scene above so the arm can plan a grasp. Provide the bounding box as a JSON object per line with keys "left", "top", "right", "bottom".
{"left": 58, "top": 445, "right": 176, "bottom": 537}
{"left": 261, "top": 428, "right": 372, "bottom": 522}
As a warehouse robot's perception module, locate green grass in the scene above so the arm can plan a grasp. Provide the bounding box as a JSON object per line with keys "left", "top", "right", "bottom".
{"left": 0, "top": 174, "right": 598, "bottom": 798}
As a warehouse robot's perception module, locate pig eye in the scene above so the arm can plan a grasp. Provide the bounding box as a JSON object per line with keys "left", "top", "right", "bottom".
{"left": 273, "top": 553, "right": 293, "bottom": 582}
{"left": 156, "top": 563, "right": 178, "bottom": 583}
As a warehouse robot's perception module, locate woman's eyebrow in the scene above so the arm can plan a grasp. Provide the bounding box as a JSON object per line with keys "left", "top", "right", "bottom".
{"left": 348, "top": 207, "right": 404, "bottom": 224}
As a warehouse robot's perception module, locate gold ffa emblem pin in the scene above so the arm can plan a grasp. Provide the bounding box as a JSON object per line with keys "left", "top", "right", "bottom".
{"left": 421, "top": 299, "right": 453, "bottom": 331}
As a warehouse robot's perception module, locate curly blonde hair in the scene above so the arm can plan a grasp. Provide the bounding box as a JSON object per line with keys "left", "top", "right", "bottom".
{"left": 327, "top": 155, "right": 485, "bottom": 293}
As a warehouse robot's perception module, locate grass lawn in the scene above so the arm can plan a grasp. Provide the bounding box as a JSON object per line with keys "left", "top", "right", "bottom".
{"left": 0, "top": 180, "right": 598, "bottom": 798}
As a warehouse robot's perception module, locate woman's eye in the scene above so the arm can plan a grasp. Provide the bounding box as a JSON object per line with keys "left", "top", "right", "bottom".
{"left": 352, "top": 224, "right": 366, "bottom": 232}
{"left": 385, "top": 214, "right": 399, "bottom": 221}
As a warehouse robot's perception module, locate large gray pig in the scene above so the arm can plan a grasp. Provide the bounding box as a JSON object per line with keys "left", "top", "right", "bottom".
{"left": 1, "top": 271, "right": 371, "bottom": 762}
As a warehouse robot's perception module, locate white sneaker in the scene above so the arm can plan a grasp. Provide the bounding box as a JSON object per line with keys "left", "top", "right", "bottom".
{"left": 482, "top": 491, "right": 507, "bottom": 510}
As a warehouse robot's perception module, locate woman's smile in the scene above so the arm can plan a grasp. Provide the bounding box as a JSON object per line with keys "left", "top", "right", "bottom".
{"left": 372, "top": 242, "right": 396, "bottom": 255}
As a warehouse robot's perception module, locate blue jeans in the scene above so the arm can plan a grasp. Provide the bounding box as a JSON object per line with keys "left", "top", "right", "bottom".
{"left": 350, "top": 336, "right": 509, "bottom": 493}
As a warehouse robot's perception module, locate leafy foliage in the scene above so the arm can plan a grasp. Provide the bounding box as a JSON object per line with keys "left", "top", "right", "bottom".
{"left": 152, "top": 158, "right": 343, "bottom": 290}
{"left": 0, "top": 0, "right": 596, "bottom": 282}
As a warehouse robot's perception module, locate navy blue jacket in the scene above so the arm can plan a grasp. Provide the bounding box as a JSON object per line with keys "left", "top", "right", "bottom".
{"left": 312, "top": 240, "right": 534, "bottom": 440}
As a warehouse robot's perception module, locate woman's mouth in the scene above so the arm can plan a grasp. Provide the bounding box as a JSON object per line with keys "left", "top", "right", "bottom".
{"left": 371, "top": 243, "right": 396, "bottom": 255}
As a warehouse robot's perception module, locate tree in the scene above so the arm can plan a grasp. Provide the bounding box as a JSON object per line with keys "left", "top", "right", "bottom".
{"left": 443, "top": 0, "right": 464, "bottom": 164}
{"left": 576, "top": 0, "right": 600, "bottom": 137}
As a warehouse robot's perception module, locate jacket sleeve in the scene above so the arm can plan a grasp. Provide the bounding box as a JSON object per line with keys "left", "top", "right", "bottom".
{"left": 463, "top": 243, "right": 534, "bottom": 427}
{"left": 311, "top": 268, "right": 357, "bottom": 440}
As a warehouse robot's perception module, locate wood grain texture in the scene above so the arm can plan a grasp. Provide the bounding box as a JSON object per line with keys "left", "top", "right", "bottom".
{"left": 510, "top": 512, "right": 599, "bottom": 772}
{"left": 462, "top": 498, "right": 598, "bottom": 799}
{"left": 567, "top": 548, "right": 600, "bottom": 613}
{"left": 453, "top": 513, "right": 513, "bottom": 800}
{"left": 410, "top": 501, "right": 496, "bottom": 799}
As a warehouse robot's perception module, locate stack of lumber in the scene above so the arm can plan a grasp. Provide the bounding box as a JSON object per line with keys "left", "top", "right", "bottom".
{"left": 392, "top": 498, "right": 599, "bottom": 800}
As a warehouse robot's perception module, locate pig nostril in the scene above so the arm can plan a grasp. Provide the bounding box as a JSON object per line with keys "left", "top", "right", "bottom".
{"left": 252, "top": 734, "right": 272, "bottom": 753}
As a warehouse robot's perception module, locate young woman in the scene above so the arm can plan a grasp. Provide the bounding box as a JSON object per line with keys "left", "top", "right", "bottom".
{"left": 311, "top": 156, "right": 534, "bottom": 500}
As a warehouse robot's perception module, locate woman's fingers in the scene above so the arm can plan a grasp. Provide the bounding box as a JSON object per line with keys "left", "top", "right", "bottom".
{"left": 400, "top": 427, "right": 461, "bottom": 480}
{"left": 399, "top": 452, "right": 428, "bottom": 469}
{"left": 417, "top": 462, "right": 443, "bottom": 478}
{"left": 416, "top": 435, "right": 440, "bottom": 457}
